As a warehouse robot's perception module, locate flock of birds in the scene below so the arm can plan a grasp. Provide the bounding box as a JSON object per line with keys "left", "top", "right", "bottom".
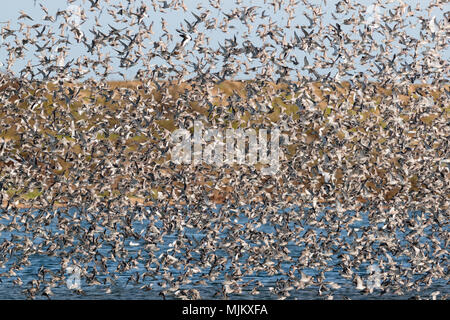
{"left": 0, "top": 0, "right": 448, "bottom": 299}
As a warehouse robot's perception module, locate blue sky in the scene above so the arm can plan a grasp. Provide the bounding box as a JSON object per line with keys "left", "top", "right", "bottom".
{"left": 0, "top": 0, "right": 448, "bottom": 81}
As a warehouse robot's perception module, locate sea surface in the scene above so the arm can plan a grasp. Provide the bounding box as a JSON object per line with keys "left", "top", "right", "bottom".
{"left": 0, "top": 206, "right": 448, "bottom": 300}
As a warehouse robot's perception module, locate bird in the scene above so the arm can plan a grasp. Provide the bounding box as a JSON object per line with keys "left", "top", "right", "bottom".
{"left": 0, "top": 0, "right": 447, "bottom": 302}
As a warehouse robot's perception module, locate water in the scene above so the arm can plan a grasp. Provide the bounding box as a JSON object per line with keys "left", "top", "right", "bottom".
{"left": 0, "top": 205, "right": 448, "bottom": 299}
